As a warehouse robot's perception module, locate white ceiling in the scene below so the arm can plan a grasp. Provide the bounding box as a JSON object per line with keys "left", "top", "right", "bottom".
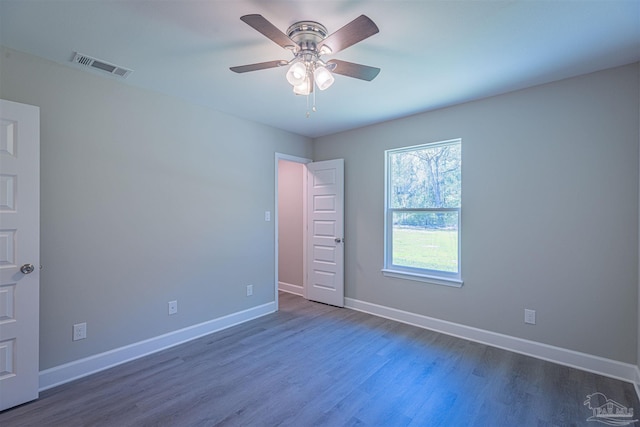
{"left": 1, "top": 1, "right": 639, "bottom": 138}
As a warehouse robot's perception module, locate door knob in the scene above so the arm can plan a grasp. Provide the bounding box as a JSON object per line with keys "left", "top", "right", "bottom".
{"left": 20, "top": 264, "right": 35, "bottom": 274}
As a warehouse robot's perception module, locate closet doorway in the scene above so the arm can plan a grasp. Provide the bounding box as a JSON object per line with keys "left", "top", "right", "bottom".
{"left": 275, "top": 154, "right": 310, "bottom": 307}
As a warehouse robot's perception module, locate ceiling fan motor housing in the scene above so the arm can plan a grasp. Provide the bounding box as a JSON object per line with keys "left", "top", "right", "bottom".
{"left": 286, "top": 21, "right": 328, "bottom": 54}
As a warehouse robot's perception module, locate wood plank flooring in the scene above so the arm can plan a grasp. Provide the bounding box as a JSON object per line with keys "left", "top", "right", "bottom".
{"left": 2, "top": 292, "right": 638, "bottom": 426}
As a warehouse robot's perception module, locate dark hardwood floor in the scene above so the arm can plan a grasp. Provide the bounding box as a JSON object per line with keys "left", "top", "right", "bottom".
{"left": 2, "top": 292, "right": 638, "bottom": 426}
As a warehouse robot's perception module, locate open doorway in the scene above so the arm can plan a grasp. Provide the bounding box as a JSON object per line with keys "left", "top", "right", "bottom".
{"left": 275, "top": 154, "right": 310, "bottom": 308}
{"left": 275, "top": 154, "right": 345, "bottom": 309}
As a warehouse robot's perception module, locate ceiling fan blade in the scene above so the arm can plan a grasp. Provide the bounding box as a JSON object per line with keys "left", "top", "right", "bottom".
{"left": 230, "top": 60, "right": 287, "bottom": 73}
{"left": 240, "top": 14, "right": 296, "bottom": 50}
{"left": 318, "top": 15, "right": 379, "bottom": 55}
{"left": 328, "top": 60, "right": 380, "bottom": 81}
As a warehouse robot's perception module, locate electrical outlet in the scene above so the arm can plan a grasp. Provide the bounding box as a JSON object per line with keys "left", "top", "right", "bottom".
{"left": 168, "top": 300, "right": 178, "bottom": 315}
{"left": 524, "top": 309, "right": 536, "bottom": 325}
{"left": 246, "top": 284, "right": 253, "bottom": 296}
{"left": 73, "top": 322, "right": 87, "bottom": 341}
{"left": 264, "top": 211, "right": 271, "bottom": 221}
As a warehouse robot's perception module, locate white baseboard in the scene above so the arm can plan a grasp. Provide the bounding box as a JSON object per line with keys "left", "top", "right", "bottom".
{"left": 278, "top": 281, "right": 303, "bottom": 296}
{"left": 39, "top": 295, "right": 640, "bottom": 401}
{"left": 39, "top": 301, "right": 276, "bottom": 391}
{"left": 345, "top": 297, "right": 638, "bottom": 386}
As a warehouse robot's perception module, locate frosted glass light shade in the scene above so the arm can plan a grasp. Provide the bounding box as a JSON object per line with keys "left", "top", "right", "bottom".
{"left": 293, "top": 78, "right": 312, "bottom": 95}
{"left": 314, "top": 66, "right": 335, "bottom": 90}
{"left": 286, "top": 62, "right": 307, "bottom": 86}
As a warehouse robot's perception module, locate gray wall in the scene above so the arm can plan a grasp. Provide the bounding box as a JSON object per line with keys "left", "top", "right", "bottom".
{"left": 314, "top": 63, "right": 640, "bottom": 364}
{"left": 2, "top": 45, "right": 638, "bottom": 370}
{"left": 278, "top": 160, "right": 304, "bottom": 289}
{"left": 0, "top": 47, "right": 312, "bottom": 369}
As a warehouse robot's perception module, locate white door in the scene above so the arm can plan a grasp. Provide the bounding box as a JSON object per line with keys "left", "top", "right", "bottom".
{"left": 0, "top": 99, "right": 40, "bottom": 411}
{"left": 306, "top": 159, "right": 344, "bottom": 307}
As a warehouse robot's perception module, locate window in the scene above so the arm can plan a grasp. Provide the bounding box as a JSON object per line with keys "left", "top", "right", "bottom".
{"left": 383, "top": 139, "right": 462, "bottom": 287}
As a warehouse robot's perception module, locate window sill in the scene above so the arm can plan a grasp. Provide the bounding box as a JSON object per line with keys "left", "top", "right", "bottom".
{"left": 381, "top": 269, "right": 463, "bottom": 288}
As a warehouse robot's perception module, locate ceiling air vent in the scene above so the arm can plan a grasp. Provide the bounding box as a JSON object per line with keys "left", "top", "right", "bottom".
{"left": 71, "top": 52, "right": 133, "bottom": 79}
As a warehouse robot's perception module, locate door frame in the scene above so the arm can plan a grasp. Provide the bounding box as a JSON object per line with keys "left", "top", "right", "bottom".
{"left": 274, "top": 153, "right": 311, "bottom": 310}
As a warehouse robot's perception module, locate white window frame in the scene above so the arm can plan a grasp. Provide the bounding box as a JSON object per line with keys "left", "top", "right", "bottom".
{"left": 382, "top": 139, "right": 463, "bottom": 287}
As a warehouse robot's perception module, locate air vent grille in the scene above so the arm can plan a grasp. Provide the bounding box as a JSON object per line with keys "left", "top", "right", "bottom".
{"left": 71, "top": 52, "right": 133, "bottom": 79}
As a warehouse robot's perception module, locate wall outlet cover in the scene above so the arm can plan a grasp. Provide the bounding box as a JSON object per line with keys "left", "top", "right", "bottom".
{"left": 524, "top": 309, "right": 536, "bottom": 325}
{"left": 168, "top": 300, "right": 178, "bottom": 315}
{"left": 73, "top": 322, "right": 87, "bottom": 341}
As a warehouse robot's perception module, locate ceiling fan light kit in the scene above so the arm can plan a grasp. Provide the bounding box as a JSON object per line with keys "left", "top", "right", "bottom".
{"left": 231, "top": 14, "right": 380, "bottom": 116}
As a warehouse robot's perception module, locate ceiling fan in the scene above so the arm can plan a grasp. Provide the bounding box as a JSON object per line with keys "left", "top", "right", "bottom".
{"left": 230, "top": 14, "right": 380, "bottom": 96}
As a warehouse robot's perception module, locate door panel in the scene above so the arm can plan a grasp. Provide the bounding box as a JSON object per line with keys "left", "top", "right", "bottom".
{"left": 306, "top": 159, "right": 344, "bottom": 307}
{"left": 0, "top": 99, "right": 40, "bottom": 411}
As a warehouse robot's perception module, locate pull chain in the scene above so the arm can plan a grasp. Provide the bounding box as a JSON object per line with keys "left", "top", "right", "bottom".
{"left": 312, "top": 89, "right": 317, "bottom": 112}
{"left": 305, "top": 90, "right": 317, "bottom": 118}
